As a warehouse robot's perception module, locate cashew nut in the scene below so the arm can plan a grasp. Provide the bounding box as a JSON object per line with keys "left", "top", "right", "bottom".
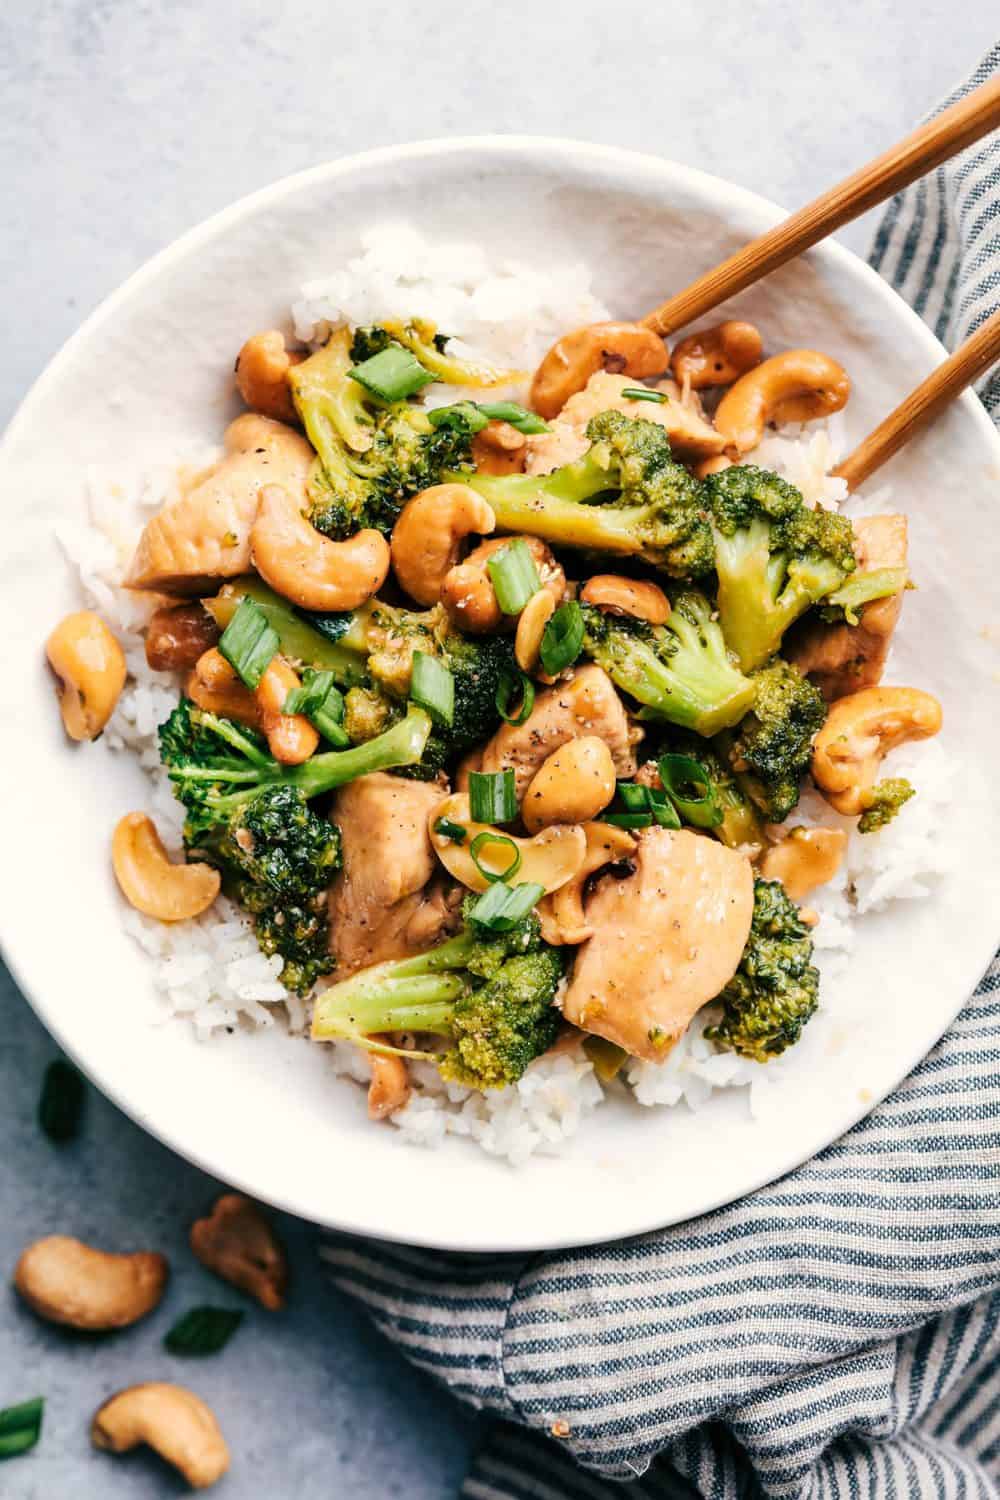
{"left": 440, "top": 535, "right": 565, "bottom": 634}
{"left": 580, "top": 575, "right": 670, "bottom": 626}
{"left": 251, "top": 484, "right": 390, "bottom": 611}
{"left": 515, "top": 588, "right": 556, "bottom": 676}
{"left": 537, "top": 822, "right": 637, "bottom": 944}
{"left": 255, "top": 656, "right": 319, "bottom": 765}
{"left": 113, "top": 813, "right": 221, "bottom": 922}
{"left": 46, "top": 611, "right": 127, "bottom": 741}
{"left": 811, "top": 686, "right": 942, "bottom": 816}
{"left": 693, "top": 454, "right": 733, "bottom": 480}
{"left": 390, "top": 483, "right": 495, "bottom": 606}
{"left": 235, "top": 330, "right": 303, "bottom": 425}
{"left": 190, "top": 1193, "right": 288, "bottom": 1311}
{"left": 367, "top": 1052, "right": 411, "bottom": 1120}
{"left": 14, "top": 1235, "right": 168, "bottom": 1330}
{"left": 92, "top": 1384, "right": 229, "bottom": 1490}
{"left": 759, "top": 827, "right": 848, "bottom": 903}
{"left": 714, "top": 350, "right": 851, "bottom": 453}
{"left": 145, "top": 603, "right": 220, "bottom": 672}
{"left": 531, "top": 321, "right": 669, "bottom": 419}
{"left": 186, "top": 648, "right": 259, "bottom": 728}
{"left": 429, "top": 793, "right": 586, "bottom": 894}
{"left": 670, "top": 320, "right": 763, "bottom": 389}
{"left": 471, "top": 419, "right": 528, "bottom": 475}
{"left": 521, "top": 737, "right": 617, "bottom": 833}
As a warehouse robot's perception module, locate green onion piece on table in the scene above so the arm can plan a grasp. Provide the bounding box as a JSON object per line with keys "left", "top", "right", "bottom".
{"left": 468, "top": 768, "right": 517, "bottom": 824}
{"left": 539, "top": 601, "right": 584, "bottom": 676}
{"left": 218, "top": 597, "right": 279, "bottom": 689}
{"left": 487, "top": 540, "right": 541, "bottom": 615}
{"left": 0, "top": 1397, "right": 43, "bottom": 1461}
{"left": 469, "top": 831, "right": 522, "bottom": 884}
{"left": 164, "top": 1307, "right": 244, "bottom": 1357}
{"left": 410, "top": 651, "right": 455, "bottom": 728}
{"left": 495, "top": 667, "right": 535, "bottom": 726}
{"left": 658, "top": 753, "right": 723, "bottom": 829}
{"left": 470, "top": 881, "right": 545, "bottom": 932}
{"left": 38, "top": 1060, "right": 85, "bottom": 1144}
{"left": 347, "top": 345, "right": 433, "bottom": 403}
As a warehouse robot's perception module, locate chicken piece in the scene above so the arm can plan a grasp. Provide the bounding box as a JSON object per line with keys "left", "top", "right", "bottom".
{"left": 478, "top": 664, "right": 641, "bottom": 799}
{"left": 125, "top": 414, "right": 313, "bottom": 594}
{"left": 524, "top": 371, "right": 724, "bottom": 474}
{"left": 563, "top": 827, "right": 754, "bottom": 1062}
{"left": 327, "top": 773, "right": 460, "bottom": 976}
{"left": 789, "top": 514, "right": 908, "bottom": 701}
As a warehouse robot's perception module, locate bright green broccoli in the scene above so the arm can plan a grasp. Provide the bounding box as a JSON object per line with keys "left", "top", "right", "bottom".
{"left": 311, "top": 896, "right": 564, "bottom": 1089}
{"left": 858, "top": 777, "right": 915, "bottom": 833}
{"left": 704, "top": 878, "right": 819, "bottom": 1061}
{"left": 350, "top": 320, "right": 512, "bottom": 388}
{"left": 705, "top": 464, "right": 857, "bottom": 670}
{"left": 452, "top": 410, "right": 715, "bottom": 577}
{"left": 580, "top": 591, "right": 756, "bottom": 736}
{"left": 716, "top": 658, "right": 827, "bottom": 823}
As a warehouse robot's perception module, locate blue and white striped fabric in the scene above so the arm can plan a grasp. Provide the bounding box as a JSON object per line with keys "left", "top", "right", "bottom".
{"left": 323, "top": 50, "right": 1000, "bottom": 1500}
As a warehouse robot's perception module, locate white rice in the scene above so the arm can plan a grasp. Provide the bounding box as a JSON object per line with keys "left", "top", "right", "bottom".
{"left": 58, "top": 226, "right": 950, "bottom": 1162}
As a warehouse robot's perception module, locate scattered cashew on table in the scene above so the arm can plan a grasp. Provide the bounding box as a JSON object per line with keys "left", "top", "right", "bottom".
{"left": 92, "top": 1383, "right": 230, "bottom": 1490}
{"left": 14, "top": 1235, "right": 168, "bottom": 1330}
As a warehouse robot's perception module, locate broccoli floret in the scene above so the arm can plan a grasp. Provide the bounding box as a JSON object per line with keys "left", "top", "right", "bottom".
{"left": 705, "top": 465, "right": 857, "bottom": 670}
{"left": 252, "top": 900, "right": 334, "bottom": 996}
{"left": 716, "top": 658, "right": 826, "bottom": 823}
{"left": 705, "top": 878, "right": 819, "bottom": 1061}
{"left": 858, "top": 777, "right": 914, "bottom": 833}
{"left": 311, "top": 896, "right": 564, "bottom": 1089}
{"left": 454, "top": 410, "right": 714, "bottom": 577}
{"left": 581, "top": 591, "right": 756, "bottom": 736}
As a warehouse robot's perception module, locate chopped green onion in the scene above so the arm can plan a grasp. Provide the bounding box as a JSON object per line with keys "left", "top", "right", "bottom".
{"left": 38, "top": 1060, "right": 84, "bottom": 1144}
{"left": 621, "top": 387, "right": 668, "bottom": 403}
{"left": 469, "top": 880, "right": 545, "bottom": 931}
{"left": 469, "top": 831, "right": 522, "bottom": 884}
{"left": 606, "top": 782, "right": 680, "bottom": 830}
{"left": 410, "top": 651, "right": 454, "bottom": 728}
{"left": 0, "top": 1397, "right": 43, "bottom": 1461}
{"left": 602, "top": 811, "right": 654, "bottom": 829}
{"left": 539, "top": 601, "right": 584, "bottom": 676}
{"left": 658, "top": 754, "right": 723, "bottom": 829}
{"left": 469, "top": 768, "right": 517, "bottom": 825}
{"left": 218, "top": 597, "right": 279, "bottom": 689}
{"left": 348, "top": 344, "right": 433, "bottom": 403}
{"left": 617, "top": 782, "right": 652, "bottom": 812}
{"left": 434, "top": 817, "right": 467, "bottom": 844}
{"left": 495, "top": 666, "right": 535, "bottom": 726}
{"left": 487, "top": 540, "right": 541, "bottom": 615}
{"left": 282, "top": 669, "right": 348, "bottom": 746}
{"left": 428, "top": 400, "right": 550, "bottom": 436}
{"left": 164, "top": 1307, "right": 244, "bottom": 1356}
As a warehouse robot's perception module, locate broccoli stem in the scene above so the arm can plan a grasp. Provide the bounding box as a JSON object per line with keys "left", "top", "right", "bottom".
{"left": 206, "top": 580, "right": 370, "bottom": 683}
{"left": 313, "top": 929, "right": 482, "bottom": 1043}
{"left": 453, "top": 469, "right": 647, "bottom": 557}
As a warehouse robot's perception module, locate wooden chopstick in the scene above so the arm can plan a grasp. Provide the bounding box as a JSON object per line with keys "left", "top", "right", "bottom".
{"left": 831, "top": 308, "right": 1000, "bottom": 491}
{"left": 642, "top": 76, "right": 1000, "bottom": 338}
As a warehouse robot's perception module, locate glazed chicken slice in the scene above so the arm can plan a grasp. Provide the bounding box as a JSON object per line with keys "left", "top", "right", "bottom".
{"left": 523, "top": 370, "right": 724, "bottom": 473}
{"left": 789, "top": 514, "right": 908, "bottom": 701}
{"left": 478, "top": 664, "right": 641, "bottom": 799}
{"left": 563, "top": 827, "right": 754, "bottom": 1062}
{"left": 327, "top": 773, "right": 460, "bottom": 976}
{"left": 125, "top": 414, "right": 313, "bottom": 594}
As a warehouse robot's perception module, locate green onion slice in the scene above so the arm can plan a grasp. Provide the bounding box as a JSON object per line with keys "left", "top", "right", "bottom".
{"left": 164, "top": 1307, "right": 244, "bottom": 1356}
{"left": 434, "top": 817, "right": 467, "bottom": 844}
{"left": 283, "top": 669, "right": 349, "bottom": 746}
{"left": 469, "top": 768, "right": 517, "bottom": 825}
{"left": 487, "top": 540, "right": 541, "bottom": 615}
{"left": 426, "top": 401, "right": 489, "bottom": 434}
{"left": 621, "top": 387, "right": 668, "bottom": 403}
{"left": 410, "top": 651, "right": 455, "bottom": 728}
{"left": 219, "top": 597, "right": 279, "bottom": 689}
{"left": 38, "top": 1060, "right": 85, "bottom": 1144}
{"left": 348, "top": 344, "right": 433, "bottom": 403}
{"left": 495, "top": 666, "right": 535, "bottom": 726}
{"left": 607, "top": 782, "right": 681, "bottom": 830}
{"left": 469, "top": 831, "right": 522, "bottom": 884}
{"left": 470, "top": 880, "right": 545, "bottom": 931}
{"left": 0, "top": 1397, "right": 43, "bottom": 1461}
{"left": 602, "top": 811, "right": 654, "bottom": 829}
{"left": 539, "top": 601, "right": 584, "bottom": 676}
{"left": 658, "top": 754, "right": 723, "bottom": 829}
{"left": 428, "top": 400, "right": 550, "bottom": 436}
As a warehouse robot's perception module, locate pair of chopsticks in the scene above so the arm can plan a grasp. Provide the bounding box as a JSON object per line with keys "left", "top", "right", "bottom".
{"left": 641, "top": 76, "right": 1000, "bottom": 490}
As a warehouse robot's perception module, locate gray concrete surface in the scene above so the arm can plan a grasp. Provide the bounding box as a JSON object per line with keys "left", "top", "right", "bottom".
{"left": 1, "top": 3, "right": 996, "bottom": 1495}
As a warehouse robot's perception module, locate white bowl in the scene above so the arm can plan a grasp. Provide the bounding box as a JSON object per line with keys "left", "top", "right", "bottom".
{"left": 3, "top": 137, "right": 999, "bottom": 1251}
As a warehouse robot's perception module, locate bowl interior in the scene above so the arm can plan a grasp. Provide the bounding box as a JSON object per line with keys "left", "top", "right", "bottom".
{"left": 3, "top": 138, "right": 999, "bottom": 1251}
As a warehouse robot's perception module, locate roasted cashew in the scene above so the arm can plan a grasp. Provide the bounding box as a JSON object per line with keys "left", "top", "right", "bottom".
{"left": 811, "top": 686, "right": 942, "bottom": 816}
{"left": 251, "top": 484, "right": 390, "bottom": 611}
{"left": 521, "top": 737, "right": 617, "bottom": 834}
{"left": 580, "top": 575, "right": 670, "bottom": 626}
{"left": 14, "top": 1235, "right": 168, "bottom": 1331}
{"left": 255, "top": 657, "right": 319, "bottom": 765}
{"left": 46, "top": 611, "right": 126, "bottom": 741}
{"left": 471, "top": 419, "right": 528, "bottom": 475}
{"left": 670, "top": 320, "right": 763, "bottom": 390}
{"left": 759, "top": 827, "right": 848, "bottom": 903}
{"left": 693, "top": 454, "right": 733, "bottom": 479}
{"left": 190, "top": 1193, "right": 288, "bottom": 1311}
{"left": 92, "top": 1384, "right": 229, "bottom": 1490}
{"left": 537, "top": 822, "right": 637, "bottom": 944}
{"left": 390, "top": 483, "right": 495, "bottom": 606}
{"left": 367, "top": 1052, "right": 411, "bottom": 1120}
{"left": 515, "top": 589, "right": 556, "bottom": 676}
{"left": 531, "top": 321, "right": 669, "bottom": 419}
{"left": 714, "top": 350, "right": 851, "bottom": 453}
{"left": 112, "top": 813, "right": 221, "bottom": 922}
{"left": 186, "top": 648, "right": 259, "bottom": 728}
{"left": 145, "top": 603, "right": 219, "bottom": 672}
{"left": 440, "top": 536, "right": 565, "bottom": 635}
{"left": 429, "top": 793, "right": 586, "bottom": 893}
{"left": 235, "top": 330, "right": 303, "bottom": 425}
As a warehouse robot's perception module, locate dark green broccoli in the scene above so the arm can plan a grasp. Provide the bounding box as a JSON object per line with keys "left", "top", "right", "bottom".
{"left": 705, "top": 464, "right": 857, "bottom": 670}
{"left": 716, "top": 658, "right": 827, "bottom": 823}
{"left": 705, "top": 878, "right": 819, "bottom": 1061}
{"left": 311, "top": 896, "right": 564, "bottom": 1089}
{"left": 249, "top": 897, "right": 334, "bottom": 996}
{"left": 581, "top": 591, "right": 756, "bottom": 736}
{"left": 452, "top": 410, "right": 715, "bottom": 577}
{"left": 858, "top": 777, "right": 914, "bottom": 833}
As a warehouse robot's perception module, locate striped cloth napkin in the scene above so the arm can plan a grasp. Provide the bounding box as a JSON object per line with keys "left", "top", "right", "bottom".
{"left": 323, "top": 47, "right": 1000, "bottom": 1500}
